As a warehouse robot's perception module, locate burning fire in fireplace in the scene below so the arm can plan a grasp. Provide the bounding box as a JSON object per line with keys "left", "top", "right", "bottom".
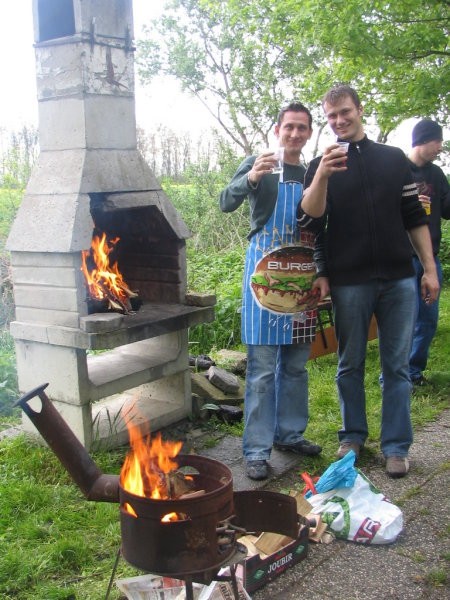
{"left": 81, "top": 231, "right": 140, "bottom": 314}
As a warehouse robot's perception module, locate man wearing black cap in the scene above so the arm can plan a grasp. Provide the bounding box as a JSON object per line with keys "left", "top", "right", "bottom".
{"left": 408, "top": 119, "right": 450, "bottom": 386}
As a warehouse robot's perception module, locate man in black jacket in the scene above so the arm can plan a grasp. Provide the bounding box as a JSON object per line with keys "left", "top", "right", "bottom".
{"left": 407, "top": 119, "right": 450, "bottom": 386}
{"left": 297, "top": 85, "right": 439, "bottom": 478}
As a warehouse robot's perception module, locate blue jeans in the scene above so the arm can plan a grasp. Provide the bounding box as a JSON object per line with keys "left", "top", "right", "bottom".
{"left": 331, "top": 277, "right": 416, "bottom": 458}
{"left": 243, "top": 343, "right": 311, "bottom": 461}
{"left": 409, "top": 256, "right": 442, "bottom": 381}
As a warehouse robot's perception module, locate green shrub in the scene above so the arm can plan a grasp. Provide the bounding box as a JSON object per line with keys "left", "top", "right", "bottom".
{"left": 159, "top": 145, "right": 249, "bottom": 354}
{"left": 0, "top": 188, "right": 22, "bottom": 240}
{"left": 440, "top": 219, "right": 450, "bottom": 281}
{"left": 0, "top": 188, "right": 22, "bottom": 327}
{"left": 187, "top": 248, "right": 244, "bottom": 353}
{"left": 0, "top": 330, "right": 19, "bottom": 418}
{"left": 162, "top": 157, "right": 249, "bottom": 254}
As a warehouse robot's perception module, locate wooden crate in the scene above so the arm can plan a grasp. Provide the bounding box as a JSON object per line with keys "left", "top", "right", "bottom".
{"left": 309, "top": 316, "right": 378, "bottom": 360}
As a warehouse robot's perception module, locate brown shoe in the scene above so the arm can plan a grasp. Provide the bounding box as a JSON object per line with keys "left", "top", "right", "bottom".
{"left": 385, "top": 456, "right": 409, "bottom": 478}
{"left": 337, "top": 441, "right": 361, "bottom": 459}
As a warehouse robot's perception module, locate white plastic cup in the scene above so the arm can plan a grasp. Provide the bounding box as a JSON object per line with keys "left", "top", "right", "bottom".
{"left": 269, "top": 146, "right": 285, "bottom": 174}
{"left": 337, "top": 141, "right": 349, "bottom": 152}
{"left": 336, "top": 141, "right": 349, "bottom": 167}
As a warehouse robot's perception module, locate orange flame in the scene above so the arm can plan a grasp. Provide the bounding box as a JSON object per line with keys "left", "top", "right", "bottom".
{"left": 161, "top": 512, "right": 180, "bottom": 522}
{"left": 120, "top": 412, "right": 183, "bottom": 502}
{"left": 123, "top": 502, "right": 137, "bottom": 518}
{"left": 81, "top": 232, "right": 136, "bottom": 308}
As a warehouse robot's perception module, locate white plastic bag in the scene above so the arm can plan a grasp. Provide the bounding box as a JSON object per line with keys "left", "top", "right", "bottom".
{"left": 307, "top": 470, "right": 403, "bottom": 544}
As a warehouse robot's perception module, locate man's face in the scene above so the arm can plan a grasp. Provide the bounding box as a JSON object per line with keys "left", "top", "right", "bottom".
{"left": 275, "top": 111, "right": 312, "bottom": 161}
{"left": 323, "top": 95, "right": 365, "bottom": 142}
{"left": 417, "top": 139, "right": 443, "bottom": 164}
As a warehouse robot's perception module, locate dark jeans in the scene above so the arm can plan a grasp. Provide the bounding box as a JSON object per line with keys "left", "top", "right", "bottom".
{"left": 331, "top": 277, "right": 416, "bottom": 457}
{"left": 409, "top": 256, "right": 442, "bottom": 381}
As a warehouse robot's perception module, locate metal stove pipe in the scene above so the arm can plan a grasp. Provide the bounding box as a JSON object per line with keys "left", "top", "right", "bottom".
{"left": 15, "top": 383, "right": 119, "bottom": 502}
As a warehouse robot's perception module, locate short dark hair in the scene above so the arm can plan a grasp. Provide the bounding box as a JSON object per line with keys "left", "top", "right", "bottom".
{"left": 322, "top": 84, "right": 361, "bottom": 109}
{"left": 277, "top": 102, "right": 313, "bottom": 129}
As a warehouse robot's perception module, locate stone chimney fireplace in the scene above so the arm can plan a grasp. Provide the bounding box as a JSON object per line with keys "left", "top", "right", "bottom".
{"left": 6, "top": 0, "right": 213, "bottom": 449}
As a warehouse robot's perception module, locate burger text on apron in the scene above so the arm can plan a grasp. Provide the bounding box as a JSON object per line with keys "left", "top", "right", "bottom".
{"left": 241, "top": 180, "right": 318, "bottom": 345}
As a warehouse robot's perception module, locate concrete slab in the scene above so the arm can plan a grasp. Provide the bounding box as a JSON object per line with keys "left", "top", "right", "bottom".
{"left": 191, "top": 372, "right": 245, "bottom": 404}
{"left": 198, "top": 434, "right": 318, "bottom": 492}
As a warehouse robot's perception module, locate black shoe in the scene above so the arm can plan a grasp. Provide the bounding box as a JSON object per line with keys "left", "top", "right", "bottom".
{"left": 412, "top": 375, "right": 429, "bottom": 387}
{"left": 245, "top": 460, "right": 268, "bottom": 480}
{"left": 273, "top": 439, "right": 322, "bottom": 456}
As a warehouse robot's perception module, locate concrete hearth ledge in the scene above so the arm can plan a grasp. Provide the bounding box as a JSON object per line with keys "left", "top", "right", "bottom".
{"left": 80, "top": 313, "right": 124, "bottom": 333}
{"left": 9, "top": 303, "right": 214, "bottom": 350}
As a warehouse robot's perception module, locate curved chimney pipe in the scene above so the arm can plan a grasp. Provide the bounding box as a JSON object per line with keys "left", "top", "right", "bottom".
{"left": 15, "top": 383, "right": 119, "bottom": 502}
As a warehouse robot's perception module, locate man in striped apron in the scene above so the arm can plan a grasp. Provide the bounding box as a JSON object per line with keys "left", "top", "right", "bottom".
{"left": 220, "top": 102, "right": 325, "bottom": 480}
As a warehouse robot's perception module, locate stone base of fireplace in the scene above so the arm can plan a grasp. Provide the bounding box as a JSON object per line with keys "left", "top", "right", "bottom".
{"left": 18, "top": 338, "right": 191, "bottom": 450}
{"left": 14, "top": 306, "right": 214, "bottom": 449}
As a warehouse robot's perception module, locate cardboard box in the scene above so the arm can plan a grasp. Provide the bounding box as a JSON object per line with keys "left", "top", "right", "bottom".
{"left": 309, "top": 315, "right": 377, "bottom": 360}
{"left": 235, "top": 517, "right": 309, "bottom": 594}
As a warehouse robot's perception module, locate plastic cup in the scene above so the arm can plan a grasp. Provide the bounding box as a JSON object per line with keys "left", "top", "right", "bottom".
{"left": 337, "top": 141, "right": 349, "bottom": 152}
{"left": 268, "top": 146, "right": 285, "bottom": 174}
{"left": 336, "top": 142, "right": 349, "bottom": 167}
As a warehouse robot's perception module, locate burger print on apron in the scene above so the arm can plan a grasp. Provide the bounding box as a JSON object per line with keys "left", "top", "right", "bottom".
{"left": 242, "top": 180, "right": 319, "bottom": 345}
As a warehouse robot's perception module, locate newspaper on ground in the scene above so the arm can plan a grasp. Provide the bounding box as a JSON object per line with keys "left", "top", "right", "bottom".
{"left": 116, "top": 571, "right": 251, "bottom": 600}
{"left": 116, "top": 574, "right": 202, "bottom": 600}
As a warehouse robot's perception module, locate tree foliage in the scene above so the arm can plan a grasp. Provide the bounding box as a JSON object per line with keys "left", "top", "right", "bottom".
{"left": 137, "top": 125, "right": 219, "bottom": 179}
{"left": 257, "top": 0, "right": 449, "bottom": 139}
{"left": 138, "top": 0, "right": 449, "bottom": 146}
{"left": 137, "top": 0, "right": 295, "bottom": 154}
{"left": 160, "top": 136, "right": 250, "bottom": 252}
{"left": 0, "top": 126, "right": 39, "bottom": 188}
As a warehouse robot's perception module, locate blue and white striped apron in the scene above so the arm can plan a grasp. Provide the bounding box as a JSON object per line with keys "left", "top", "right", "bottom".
{"left": 241, "top": 181, "right": 318, "bottom": 345}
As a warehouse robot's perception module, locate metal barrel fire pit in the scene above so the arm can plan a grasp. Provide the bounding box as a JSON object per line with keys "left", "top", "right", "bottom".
{"left": 120, "top": 454, "right": 235, "bottom": 574}
{"left": 16, "top": 384, "right": 303, "bottom": 596}
{"left": 16, "top": 384, "right": 236, "bottom": 573}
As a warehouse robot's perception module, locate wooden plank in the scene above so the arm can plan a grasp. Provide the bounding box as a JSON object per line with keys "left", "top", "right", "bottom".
{"left": 254, "top": 531, "right": 295, "bottom": 555}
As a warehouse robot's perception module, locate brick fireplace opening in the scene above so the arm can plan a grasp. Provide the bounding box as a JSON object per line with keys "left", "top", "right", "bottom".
{"left": 6, "top": 0, "right": 214, "bottom": 449}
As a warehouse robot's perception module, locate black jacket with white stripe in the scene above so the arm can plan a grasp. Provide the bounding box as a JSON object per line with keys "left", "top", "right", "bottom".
{"left": 297, "top": 135, "right": 428, "bottom": 286}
